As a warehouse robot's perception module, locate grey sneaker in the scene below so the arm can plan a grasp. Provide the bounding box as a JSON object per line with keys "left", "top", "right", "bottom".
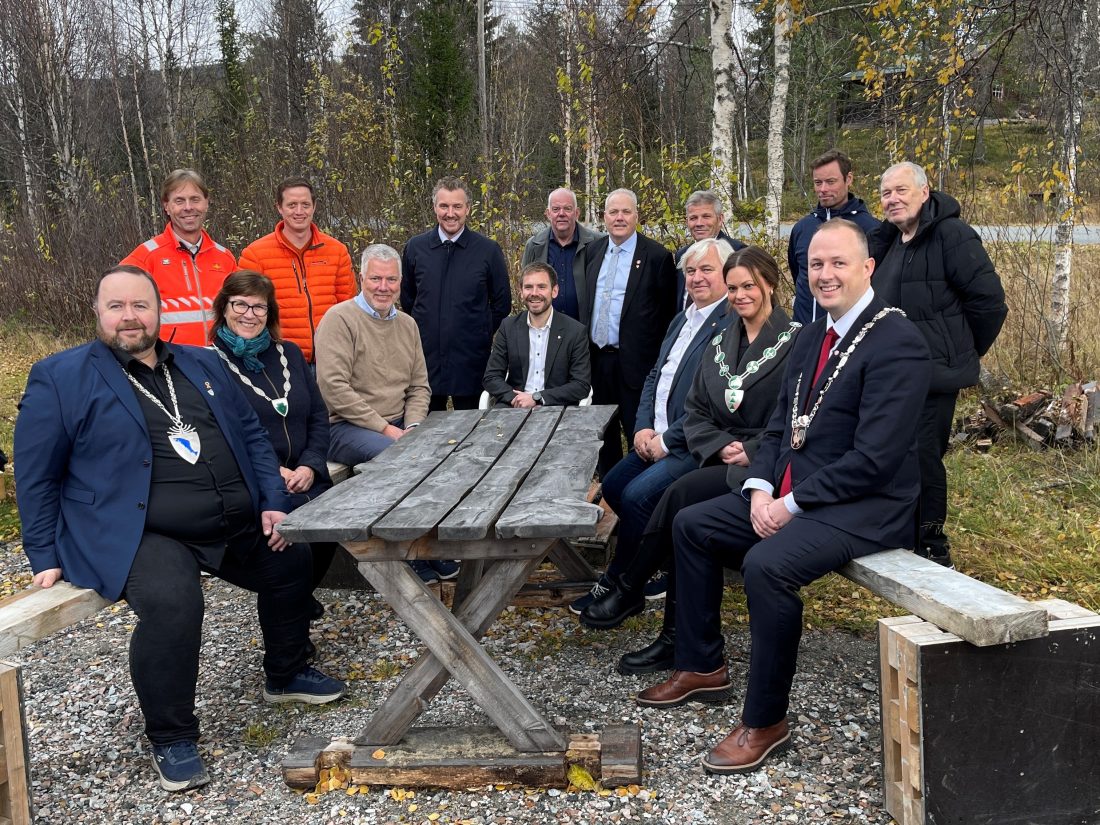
{"left": 151, "top": 741, "right": 210, "bottom": 792}
{"left": 263, "top": 665, "right": 346, "bottom": 705}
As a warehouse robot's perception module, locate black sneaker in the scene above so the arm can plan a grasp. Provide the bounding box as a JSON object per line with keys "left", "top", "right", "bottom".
{"left": 430, "top": 559, "right": 460, "bottom": 581}
{"left": 914, "top": 546, "right": 955, "bottom": 569}
{"left": 569, "top": 574, "right": 611, "bottom": 616}
{"left": 263, "top": 665, "right": 346, "bottom": 705}
{"left": 409, "top": 560, "right": 440, "bottom": 583}
{"left": 151, "top": 741, "right": 210, "bottom": 792}
{"left": 643, "top": 571, "right": 668, "bottom": 601}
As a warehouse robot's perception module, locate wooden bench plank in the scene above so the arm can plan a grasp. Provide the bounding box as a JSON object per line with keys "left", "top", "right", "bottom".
{"left": 437, "top": 406, "right": 563, "bottom": 540}
{"left": 0, "top": 584, "right": 111, "bottom": 658}
{"left": 840, "top": 549, "right": 1049, "bottom": 646}
{"left": 372, "top": 408, "right": 530, "bottom": 541}
{"left": 278, "top": 410, "right": 484, "bottom": 543}
{"left": 0, "top": 663, "right": 31, "bottom": 825}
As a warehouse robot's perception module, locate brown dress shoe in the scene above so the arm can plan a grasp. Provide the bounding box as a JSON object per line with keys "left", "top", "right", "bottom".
{"left": 702, "top": 720, "right": 791, "bottom": 774}
{"left": 636, "top": 665, "right": 732, "bottom": 708}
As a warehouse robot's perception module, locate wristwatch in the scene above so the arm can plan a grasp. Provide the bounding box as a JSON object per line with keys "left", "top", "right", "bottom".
{"left": 532, "top": 392, "right": 544, "bottom": 405}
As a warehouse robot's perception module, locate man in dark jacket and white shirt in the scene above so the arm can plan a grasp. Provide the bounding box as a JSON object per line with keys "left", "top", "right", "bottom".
{"left": 401, "top": 176, "right": 512, "bottom": 410}
{"left": 870, "top": 161, "right": 1008, "bottom": 567}
{"left": 788, "top": 150, "right": 881, "bottom": 324}
{"left": 482, "top": 262, "right": 592, "bottom": 407}
{"left": 520, "top": 188, "right": 602, "bottom": 322}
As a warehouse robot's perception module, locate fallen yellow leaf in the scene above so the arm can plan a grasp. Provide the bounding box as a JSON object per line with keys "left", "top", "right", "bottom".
{"left": 372, "top": 748, "right": 386, "bottom": 760}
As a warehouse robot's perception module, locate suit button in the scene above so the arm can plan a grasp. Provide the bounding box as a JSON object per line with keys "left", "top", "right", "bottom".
{"left": 137, "top": 502, "right": 145, "bottom": 510}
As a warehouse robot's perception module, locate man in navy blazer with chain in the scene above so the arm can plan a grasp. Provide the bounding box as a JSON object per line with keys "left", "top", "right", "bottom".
{"left": 584, "top": 188, "right": 678, "bottom": 475}
{"left": 15, "top": 265, "right": 344, "bottom": 792}
{"left": 636, "top": 220, "right": 931, "bottom": 776}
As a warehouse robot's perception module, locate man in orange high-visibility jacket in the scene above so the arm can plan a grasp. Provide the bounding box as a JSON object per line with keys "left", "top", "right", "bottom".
{"left": 121, "top": 169, "right": 236, "bottom": 346}
{"left": 238, "top": 178, "right": 356, "bottom": 363}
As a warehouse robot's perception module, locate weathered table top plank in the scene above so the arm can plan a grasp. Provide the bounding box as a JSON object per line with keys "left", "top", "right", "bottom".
{"left": 841, "top": 549, "right": 1049, "bottom": 646}
{"left": 493, "top": 408, "right": 613, "bottom": 538}
{"left": 551, "top": 404, "right": 617, "bottom": 444}
{"left": 372, "top": 408, "right": 532, "bottom": 541}
{"left": 277, "top": 410, "right": 484, "bottom": 542}
{"left": 437, "top": 406, "right": 563, "bottom": 540}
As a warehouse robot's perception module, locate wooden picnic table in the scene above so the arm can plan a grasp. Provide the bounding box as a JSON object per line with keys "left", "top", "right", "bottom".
{"left": 275, "top": 405, "right": 641, "bottom": 790}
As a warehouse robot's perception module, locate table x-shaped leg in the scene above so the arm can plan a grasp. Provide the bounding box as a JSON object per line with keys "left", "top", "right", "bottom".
{"left": 353, "top": 544, "right": 568, "bottom": 753}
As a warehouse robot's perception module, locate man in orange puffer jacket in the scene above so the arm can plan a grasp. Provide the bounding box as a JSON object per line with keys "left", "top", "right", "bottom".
{"left": 238, "top": 178, "right": 357, "bottom": 363}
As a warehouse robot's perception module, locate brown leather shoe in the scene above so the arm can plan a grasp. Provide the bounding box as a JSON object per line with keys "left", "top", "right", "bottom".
{"left": 702, "top": 720, "right": 791, "bottom": 774}
{"left": 636, "top": 665, "right": 732, "bottom": 708}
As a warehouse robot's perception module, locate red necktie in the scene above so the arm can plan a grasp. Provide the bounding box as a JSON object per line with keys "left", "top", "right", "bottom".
{"left": 778, "top": 327, "right": 840, "bottom": 496}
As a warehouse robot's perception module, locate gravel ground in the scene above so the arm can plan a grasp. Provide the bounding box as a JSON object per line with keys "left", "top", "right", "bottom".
{"left": 3, "top": 543, "right": 896, "bottom": 825}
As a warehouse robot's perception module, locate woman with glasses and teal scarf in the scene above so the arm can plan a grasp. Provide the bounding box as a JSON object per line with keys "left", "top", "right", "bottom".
{"left": 209, "top": 271, "right": 335, "bottom": 620}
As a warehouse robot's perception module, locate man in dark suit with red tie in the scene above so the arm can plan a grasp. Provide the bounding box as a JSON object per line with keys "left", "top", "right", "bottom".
{"left": 635, "top": 219, "right": 931, "bottom": 775}
{"left": 584, "top": 188, "right": 678, "bottom": 475}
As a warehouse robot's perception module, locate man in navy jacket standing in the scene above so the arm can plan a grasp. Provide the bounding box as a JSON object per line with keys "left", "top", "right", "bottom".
{"left": 636, "top": 221, "right": 930, "bottom": 775}
{"left": 788, "top": 150, "right": 880, "bottom": 324}
{"left": 401, "top": 176, "right": 512, "bottom": 410}
{"left": 15, "top": 266, "right": 345, "bottom": 793}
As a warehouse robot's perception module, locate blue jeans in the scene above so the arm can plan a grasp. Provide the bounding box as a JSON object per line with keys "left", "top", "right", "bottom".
{"left": 601, "top": 448, "right": 697, "bottom": 580}
{"left": 328, "top": 418, "right": 403, "bottom": 466}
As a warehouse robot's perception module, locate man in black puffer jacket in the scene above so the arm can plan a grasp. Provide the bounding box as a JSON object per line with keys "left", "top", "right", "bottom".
{"left": 869, "top": 161, "right": 1008, "bottom": 567}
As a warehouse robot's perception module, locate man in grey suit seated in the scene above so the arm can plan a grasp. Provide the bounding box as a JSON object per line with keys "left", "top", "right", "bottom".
{"left": 483, "top": 262, "right": 592, "bottom": 407}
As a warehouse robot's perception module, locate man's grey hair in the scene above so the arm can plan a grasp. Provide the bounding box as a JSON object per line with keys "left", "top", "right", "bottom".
{"left": 882, "top": 161, "right": 928, "bottom": 189}
{"left": 680, "top": 237, "right": 736, "bottom": 270}
{"left": 685, "top": 189, "right": 724, "bottom": 216}
{"left": 603, "top": 188, "right": 638, "bottom": 212}
{"left": 361, "top": 243, "right": 402, "bottom": 276}
{"left": 547, "top": 188, "right": 578, "bottom": 210}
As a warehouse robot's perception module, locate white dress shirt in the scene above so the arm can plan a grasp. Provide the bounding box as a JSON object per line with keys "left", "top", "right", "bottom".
{"left": 524, "top": 309, "right": 553, "bottom": 394}
{"left": 654, "top": 297, "right": 724, "bottom": 447}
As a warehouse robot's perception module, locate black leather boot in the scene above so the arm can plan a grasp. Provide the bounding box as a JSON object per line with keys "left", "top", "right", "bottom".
{"left": 579, "top": 576, "right": 645, "bottom": 628}
{"left": 618, "top": 588, "right": 675, "bottom": 674}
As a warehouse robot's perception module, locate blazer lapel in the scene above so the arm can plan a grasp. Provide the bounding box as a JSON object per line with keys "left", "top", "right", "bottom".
{"left": 90, "top": 342, "right": 149, "bottom": 436}
{"left": 544, "top": 314, "right": 564, "bottom": 371}
{"left": 517, "top": 314, "right": 531, "bottom": 375}
{"left": 586, "top": 237, "right": 609, "bottom": 313}
{"left": 620, "top": 238, "right": 646, "bottom": 318}
{"left": 736, "top": 309, "right": 796, "bottom": 395}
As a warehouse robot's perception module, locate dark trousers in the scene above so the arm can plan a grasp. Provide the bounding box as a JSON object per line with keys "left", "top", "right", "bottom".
{"left": 601, "top": 449, "right": 697, "bottom": 580}
{"left": 617, "top": 464, "right": 733, "bottom": 604}
{"left": 590, "top": 347, "right": 641, "bottom": 477}
{"left": 916, "top": 390, "right": 958, "bottom": 551}
{"left": 429, "top": 394, "right": 480, "bottom": 411}
{"left": 672, "top": 492, "right": 880, "bottom": 728}
{"left": 121, "top": 530, "right": 312, "bottom": 745}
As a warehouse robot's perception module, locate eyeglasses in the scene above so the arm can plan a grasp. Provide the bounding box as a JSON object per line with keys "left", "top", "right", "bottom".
{"left": 228, "top": 300, "right": 269, "bottom": 317}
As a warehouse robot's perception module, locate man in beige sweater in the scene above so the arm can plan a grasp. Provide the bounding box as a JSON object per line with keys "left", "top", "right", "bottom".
{"left": 315, "top": 244, "right": 431, "bottom": 467}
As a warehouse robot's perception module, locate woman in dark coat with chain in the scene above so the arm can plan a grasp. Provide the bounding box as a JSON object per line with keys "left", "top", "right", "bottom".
{"left": 209, "top": 271, "right": 335, "bottom": 616}
{"left": 581, "top": 247, "right": 800, "bottom": 675}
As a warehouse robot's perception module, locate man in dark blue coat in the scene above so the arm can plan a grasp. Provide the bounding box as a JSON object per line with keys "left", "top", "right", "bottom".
{"left": 400, "top": 176, "right": 512, "bottom": 410}
{"left": 636, "top": 220, "right": 931, "bottom": 775}
{"left": 15, "top": 266, "right": 345, "bottom": 792}
{"left": 870, "top": 161, "right": 1007, "bottom": 567}
{"left": 788, "top": 149, "right": 881, "bottom": 324}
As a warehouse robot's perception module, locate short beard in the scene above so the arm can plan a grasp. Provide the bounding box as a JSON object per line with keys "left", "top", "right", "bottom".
{"left": 99, "top": 325, "right": 159, "bottom": 355}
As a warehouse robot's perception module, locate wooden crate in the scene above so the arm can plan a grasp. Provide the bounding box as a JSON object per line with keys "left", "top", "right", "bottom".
{"left": 879, "top": 602, "right": 1100, "bottom": 825}
{"left": 0, "top": 661, "right": 31, "bottom": 825}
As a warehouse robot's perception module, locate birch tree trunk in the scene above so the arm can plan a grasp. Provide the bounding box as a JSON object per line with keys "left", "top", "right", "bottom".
{"left": 1048, "top": 0, "right": 1088, "bottom": 355}
{"left": 764, "top": 0, "right": 793, "bottom": 240}
{"left": 709, "top": 0, "right": 737, "bottom": 213}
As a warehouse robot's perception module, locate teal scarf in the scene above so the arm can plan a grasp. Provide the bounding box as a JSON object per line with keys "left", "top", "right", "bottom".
{"left": 216, "top": 326, "right": 271, "bottom": 372}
